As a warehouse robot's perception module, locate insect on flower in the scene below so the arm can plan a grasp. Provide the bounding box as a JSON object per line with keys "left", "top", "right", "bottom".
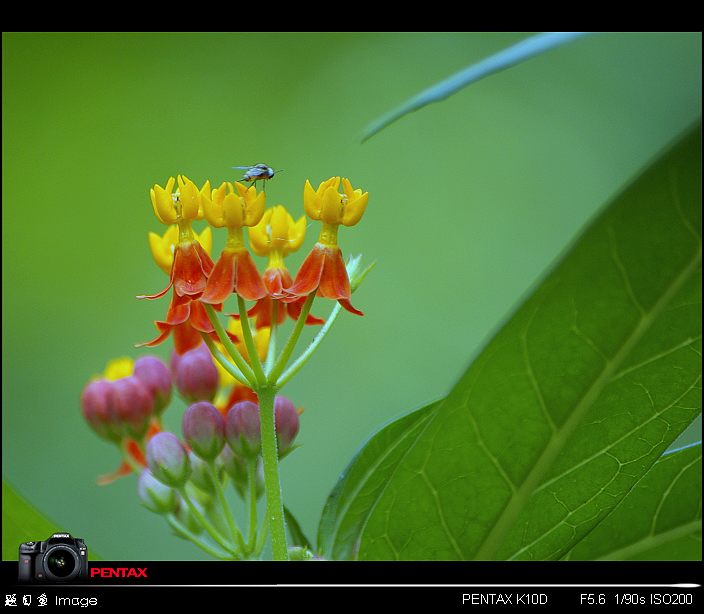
{"left": 233, "top": 163, "right": 282, "bottom": 187}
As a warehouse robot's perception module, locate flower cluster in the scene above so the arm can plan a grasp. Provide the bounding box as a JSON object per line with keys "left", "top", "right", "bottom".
{"left": 138, "top": 175, "right": 368, "bottom": 355}
{"left": 81, "top": 170, "right": 371, "bottom": 561}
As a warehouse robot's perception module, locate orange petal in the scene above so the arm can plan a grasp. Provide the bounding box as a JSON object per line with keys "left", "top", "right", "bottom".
{"left": 318, "top": 246, "right": 351, "bottom": 300}
{"left": 286, "top": 297, "right": 324, "bottom": 325}
{"left": 97, "top": 461, "right": 133, "bottom": 486}
{"left": 137, "top": 321, "right": 173, "bottom": 348}
{"left": 338, "top": 298, "right": 364, "bottom": 316}
{"left": 173, "top": 243, "right": 210, "bottom": 297}
{"left": 234, "top": 250, "right": 268, "bottom": 301}
{"left": 201, "top": 250, "right": 237, "bottom": 304}
{"left": 173, "top": 321, "right": 204, "bottom": 354}
{"left": 189, "top": 300, "right": 216, "bottom": 333}
{"left": 165, "top": 294, "right": 192, "bottom": 325}
{"left": 285, "top": 244, "right": 326, "bottom": 298}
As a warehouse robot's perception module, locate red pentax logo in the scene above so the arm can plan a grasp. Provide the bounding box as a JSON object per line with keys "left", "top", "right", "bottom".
{"left": 90, "top": 567, "right": 148, "bottom": 579}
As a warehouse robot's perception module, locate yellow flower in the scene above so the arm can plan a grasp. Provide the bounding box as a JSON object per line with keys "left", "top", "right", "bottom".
{"left": 303, "top": 177, "right": 368, "bottom": 229}
{"left": 249, "top": 205, "right": 306, "bottom": 259}
{"left": 150, "top": 176, "right": 209, "bottom": 225}
{"left": 202, "top": 181, "right": 266, "bottom": 229}
{"left": 147, "top": 225, "right": 213, "bottom": 275}
{"left": 103, "top": 357, "right": 134, "bottom": 381}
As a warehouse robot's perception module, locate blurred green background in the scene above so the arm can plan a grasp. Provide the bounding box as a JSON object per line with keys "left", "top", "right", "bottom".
{"left": 2, "top": 32, "right": 701, "bottom": 560}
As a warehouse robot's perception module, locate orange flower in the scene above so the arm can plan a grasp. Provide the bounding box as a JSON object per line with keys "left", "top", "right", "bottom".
{"left": 246, "top": 206, "right": 324, "bottom": 328}
{"left": 284, "top": 177, "right": 368, "bottom": 315}
{"left": 200, "top": 181, "right": 268, "bottom": 303}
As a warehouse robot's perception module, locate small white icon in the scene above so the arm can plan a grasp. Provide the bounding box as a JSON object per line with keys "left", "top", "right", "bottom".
{"left": 38, "top": 594, "right": 48, "bottom": 607}
{"left": 4, "top": 594, "right": 17, "bottom": 607}
{"left": 21, "top": 596, "right": 30, "bottom": 607}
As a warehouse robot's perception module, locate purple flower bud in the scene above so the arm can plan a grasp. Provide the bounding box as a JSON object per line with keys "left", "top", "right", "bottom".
{"left": 174, "top": 346, "right": 218, "bottom": 403}
{"left": 170, "top": 343, "right": 211, "bottom": 374}
{"left": 80, "top": 379, "right": 123, "bottom": 442}
{"left": 188, "top": 452, "right": 217, "bottom": 493}
{"left": 134, "top": 356, "right": 172, "bottom": 414}
{"left": 275, "top": 396, "right": 300, "bottom": 456}
{"left": 182, "top": 402, "right": 225, "bottom": 461}
{"left": 138, "top": 469, "right": 178, "bottom": 514}
{"left": 146, "top": 432, "right": 191, "bottom": 488}
{"left": 112, "top": 376, "right": 154, "bottom": 439}
{"left": 225, "top": 401, "right": 261, "bottom": 458}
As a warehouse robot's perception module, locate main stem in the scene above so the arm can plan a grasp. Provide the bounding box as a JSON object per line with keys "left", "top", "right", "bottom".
{"left": 257, "top": 385, "right": 289, "bottom": 560}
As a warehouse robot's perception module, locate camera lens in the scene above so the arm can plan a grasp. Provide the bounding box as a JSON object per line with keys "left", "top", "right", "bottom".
{"left": 45, "top": 548, "right": 77, "bottom": 579}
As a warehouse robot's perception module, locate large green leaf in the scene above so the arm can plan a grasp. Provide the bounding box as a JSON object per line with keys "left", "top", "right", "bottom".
{"left": 321, "top": 126, "right": 702, "bottom": 560}
{"left": 566, "top": 443, "right": 701, "bottom": 560}
{"left": 2, "top": 480, "right": 62, "bottom": 561}
{"left": 318, "top": 402, "right": 438, "bottom": 559}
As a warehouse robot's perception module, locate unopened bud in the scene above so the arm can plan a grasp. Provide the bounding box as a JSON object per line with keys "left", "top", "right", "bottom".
{"left": 146, "top": 432, "right": 191, "bottom": 488}
{"left": 288, "top": 546, "right": 322, "bottom": 561}
{"left": 188, "top": 452, "right": 217, "bottom": 493}
{"left": 275, "top": 396, "right": 300, "bottom": 456}
{"left": 134, "top": 356, "right": 172, "bottom": 414}
{"left": 81, "top": 379, "right": 122, "bottom": 442}
{"left": 225, "top": 401, "right": 261, "bottom": 458}
{"left": 112, "top": 376, "right": 154, "bottom": 439}
{"left": 138, "top": 469, "right": 178, "bottom": 514}
{"left": 183, "top": 402, "right": 225, "bottom": 461}
{"left": 174, "top": 345, "right": 218, "bottom": 402}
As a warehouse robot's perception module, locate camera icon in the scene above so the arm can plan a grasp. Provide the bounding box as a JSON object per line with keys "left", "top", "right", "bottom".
{"left": 18, "top": 533, "right": 89, "bottom": 583}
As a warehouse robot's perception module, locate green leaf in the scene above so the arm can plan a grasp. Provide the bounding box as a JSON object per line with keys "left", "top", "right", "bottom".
{"left": 318, "top": 402, "right": 438, "bottom": 559}
{"left": 566, "top": 443, "right": 701, "bottom": 560}
{"left": 362, "top": 32, "right": 588, "bottom": 142}
{"left": 284, "top": 506, "right": 313, "bottom": 550}
{"left": 323, "top": 126, "right": 702, "bottom": 560}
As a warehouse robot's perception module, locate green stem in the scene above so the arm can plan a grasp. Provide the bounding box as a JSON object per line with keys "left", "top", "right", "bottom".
{"left": 204, "top": 304, "right": 257, "bottom": 387}
{"left": 200, "top": 332, "right": 251, "bottom": 388}
{"left": 269, "top": 293, "right": 315, "bottom": 383}
{"left": 247, "top": 459, "right": 259, "bottom": 552}
{"left": 238, "top": 296, "right": 266, "bottom": 385}
{"left": 208, "top": 462, "right": 247, "bottom": 554}
{"left": 264, "top": 302, "right": 279, "bottom": 376}
{"left": 277, "top": 302, "right": 342, "bottom": 389}
{"left": 257, "top": 385, "right": 289, "bottom": 560}
{"left": 178, "top": 487, "right": 235, "bottom": 555}
{"left": 167, "top": 515, "right": 234, "bottom": 560}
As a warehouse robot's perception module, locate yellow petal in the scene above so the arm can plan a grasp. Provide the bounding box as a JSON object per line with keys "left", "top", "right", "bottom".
{"left": 244, "top": 190, "right": 266, "bottom": 226}
{"left": 287, "top": 215, "right": 307, "bottom": 252}
{"left": 342, "top": 191, "right": 369, "bottom": 227}
{"left": 196, "top": 226, "right": 213, "bottom": 256}
{"left": 234, "top": 182, "right": 249, "bottom": 197}
{"left": 249, "top": 216, "right": 270, "bottom": 256}
{"left": 103, "top": 357, "right": 134, "bottom": 381}
{"left": 321, "top": 186, "right": 343, "bottom": 224}
{"left": 148, "top": 230, "right": 173, "bottom": 274}
{"left": 203, "top": 183, "right": 226, "bottom": 227}
{"left": 303, "top": 179, "right": 321, "bottom": 220}
{"left": 254, "top": 327, "right": 271, "bottom": 362}
{"left": 341, "top": 177, "right": 355, "bottom": 200}
{"left": 197, "top": 180, "right": 211, "bottom": 220}
{"left": 153, "top": 185, "right": 178, "bottom": 224}
{"left": 150, "top": 188, "right": 166, "bottom": 224}
{"left": 179, "top": 178, "right": 200, "bottom": 220}
{"left": 223, "top": 193, "right": 244, "bottom": 228}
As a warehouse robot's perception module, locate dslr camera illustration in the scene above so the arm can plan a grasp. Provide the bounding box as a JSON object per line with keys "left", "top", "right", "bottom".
{"left": 18, "top": 533, "right": 88, "bottom": 582}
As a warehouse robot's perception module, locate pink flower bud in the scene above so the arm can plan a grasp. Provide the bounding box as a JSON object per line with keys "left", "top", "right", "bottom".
{"left": 81, "top": 379, "right": 123, "bottom": 442}
{"left": 138, "top": 469, "right": 178, "bottom": 515}
{"left": 182, "top": 402, "right": 225, "bottom": 461}
{"left": 146, "top": 432, "right": 191, "bottom": 488}
{"left": 275, "top": 396, "right": 300, "bottom": 455}
{"left": 134, "top": 355, "right": 172, "bottom": 414}
{"left": 174, "top": 345, "right": 218, "bottom": 403}
{"left": 225, "top": 401, "right": 261, "bottom": 459}
{"left": 112, "top": 376, "right": 154, "bottom": 439}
